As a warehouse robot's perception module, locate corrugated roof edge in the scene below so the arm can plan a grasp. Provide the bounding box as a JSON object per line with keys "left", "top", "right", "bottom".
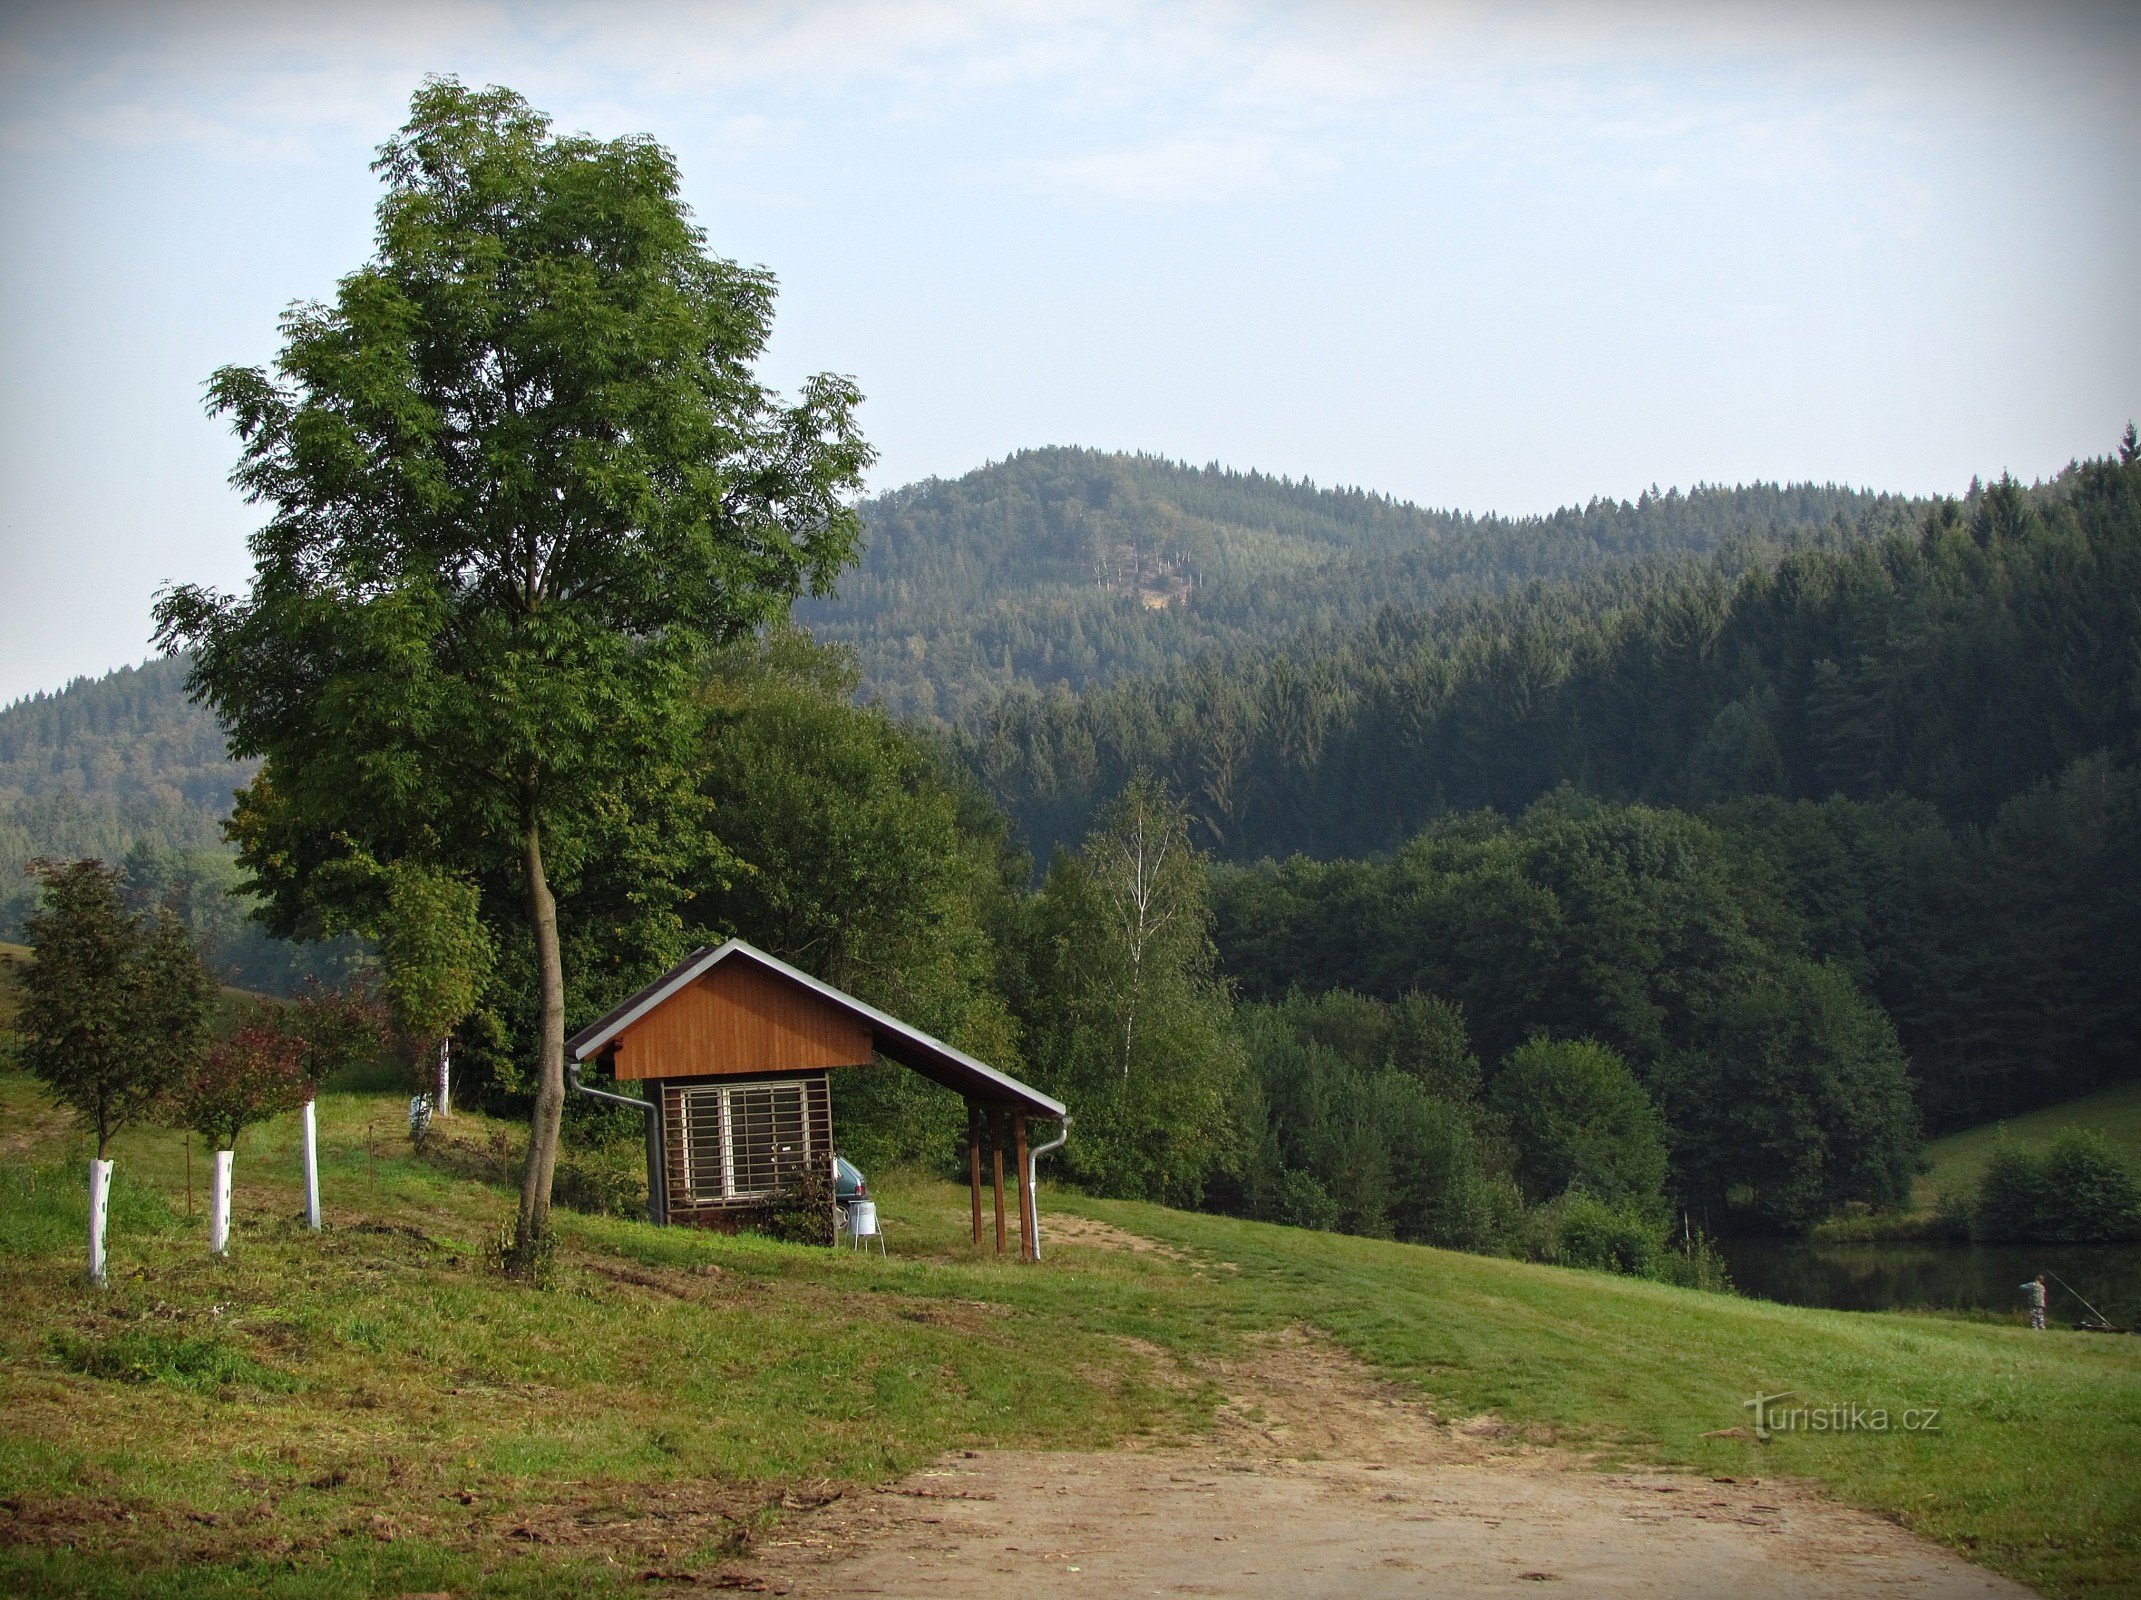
{"left": 561, "top": 937, "right": 1066, "bottom": 1118}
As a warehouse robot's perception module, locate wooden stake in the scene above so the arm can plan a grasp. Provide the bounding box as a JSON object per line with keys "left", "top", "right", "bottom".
{"left": 990, "top": 1109, "right": 1007, "bottom": 1255}
{"left": 968, "top": 1101, "right": 983, "bottom": 1248}
{"left": 1014, "top": 1113, "right": 1034, "bottom": 1263}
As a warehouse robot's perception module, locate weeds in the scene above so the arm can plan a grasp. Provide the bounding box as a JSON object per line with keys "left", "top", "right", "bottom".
{"left": 47, "top": 1325, "right": 297, "bottom": 1394}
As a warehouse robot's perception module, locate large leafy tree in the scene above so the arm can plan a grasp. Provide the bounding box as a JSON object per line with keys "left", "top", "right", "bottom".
{"left": 684, "top": 630, "right": 1024, "bottom": 1172}
{"left": 155, "top": 79, "right": 871, "bottom": 1265}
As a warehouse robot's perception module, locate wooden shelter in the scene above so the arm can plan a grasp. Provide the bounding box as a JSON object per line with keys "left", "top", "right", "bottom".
{"left": 564, "top": 939, "right": 1066, "bottom": 1258}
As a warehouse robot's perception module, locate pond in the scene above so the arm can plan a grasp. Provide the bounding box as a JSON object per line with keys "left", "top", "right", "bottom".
{"left": 1715, "top": 1238, "right": 2141, "bottom": 1330}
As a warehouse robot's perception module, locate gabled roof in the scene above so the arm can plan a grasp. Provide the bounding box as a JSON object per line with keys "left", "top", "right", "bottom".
{"left": 564, "top": 938, "right": 1066, "bottom": 1118}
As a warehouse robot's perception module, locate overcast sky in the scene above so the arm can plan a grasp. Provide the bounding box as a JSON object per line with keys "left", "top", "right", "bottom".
{"left": 2, "top": 0, "right": 2135, "bottom": 706}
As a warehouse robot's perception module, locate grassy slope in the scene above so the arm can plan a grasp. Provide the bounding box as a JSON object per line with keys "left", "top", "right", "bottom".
{"left": 0, "top": 1073, "right": 2135, "bottom": 1599}
{"left": 1916, "top": 1081, "right": 2141, "bottom": 1207}
{"left": 0, "top": 941, "right": 25, "bottom": 1030}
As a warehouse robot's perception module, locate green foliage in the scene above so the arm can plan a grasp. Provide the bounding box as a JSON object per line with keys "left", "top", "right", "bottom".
{"left": 1389, "top": 991, "right": 1481, "bottom": 1102}
{"left": 1973, "top": 1133, "right": 2141, "bottom": 1243}
{"left": 375, "top": 861, "right": 494, "bottom": 1055}
{"left": 812, "top": 448, "right": 1915, "bottom": 726}
{"left": 1519, "top": 1189, "right": 1662, "bottom": 1274}
{"left": 1211, "top": 797, "right": 1923, "bottom": 1232}
{"left": 976, "top": 455, "right": 2139, "bottom": 859}
{"left": 677, "top": 631, "right": 1023, "bottom": 1172}
{"left": 1657, "top": 958, "right": 1919, "bottom": 1233}
{"left": 1013, "top": 778, "right": 1245, "bottom": 1203}
{"left": 14, "top": 859, "right": 217, "bottom": 1156}
{"left": 152, "top": 78, "right": 872, "bottom": 1246}
{"left": 985, "top": 449, "right": 2141, "bottom": 1140}
{"left": 1490, "top": 1036, "right": 1668, "bottom": 1210}
{"left": 286, "top": 976, "right": 395, "bottom": 1089}
{"left": 1230, "top": 993, "right": 1516, "bottom": 1251}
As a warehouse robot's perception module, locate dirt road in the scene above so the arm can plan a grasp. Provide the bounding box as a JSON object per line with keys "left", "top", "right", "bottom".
{"left": 742, "top": 1326, "right": 2031, "bottom": 1599}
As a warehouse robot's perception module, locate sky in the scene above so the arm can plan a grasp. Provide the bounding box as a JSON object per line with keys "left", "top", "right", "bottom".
{"left": 1, "top": 0, "right": 2135, "bottom": 706}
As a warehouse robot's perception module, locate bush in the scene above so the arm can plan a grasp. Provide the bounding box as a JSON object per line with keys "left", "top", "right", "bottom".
{"left": 1974, "top": 1133, "right": 2141, "bottom": 1242}
{"left": 1516, "top": 1189, "right": 1734, "bottom": 1288}
{"left": 1522, "top": 1190, "right": 1658, "bottom": 1275}
{"left": 761, "top": 1157, "right": 838, "bottom": 1246}
{"left": 1490, "top": 1037, "right": 1667, "bottom": 1210}
{"left": 1273, "top": 1168, "right": 1339, "bottom": 1231}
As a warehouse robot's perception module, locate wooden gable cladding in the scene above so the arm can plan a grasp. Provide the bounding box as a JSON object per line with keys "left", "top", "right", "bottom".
{"left": 609, "top": 956, "right": 874, "bottom": 1083}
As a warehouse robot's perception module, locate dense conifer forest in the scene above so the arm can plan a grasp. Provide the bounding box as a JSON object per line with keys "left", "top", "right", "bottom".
{"left": 800, "top": 446, "right": 1924, "bottom": 723}
{"left": 6, "top": 439, "right": 2136, "bottom": 1246}
{"left": 966, "top": 447, "right": 2141, "bottom": 1147}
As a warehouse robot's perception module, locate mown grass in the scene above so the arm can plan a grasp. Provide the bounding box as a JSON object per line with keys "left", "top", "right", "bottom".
{"left": 1, "top": 1069, "right": 2136, "bottom": 1597}
{"left": 0, "top": 1076, "right": 1230, "bottom": 1598}
{"left": 1074, "top": 1198, "right": 2141, "bottom": 1599}
{"left": 1915, "top": 1080, "right": 2141, "bottom": 1208}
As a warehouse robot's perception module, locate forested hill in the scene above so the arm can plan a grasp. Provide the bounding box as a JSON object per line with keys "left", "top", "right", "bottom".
{"left": 964, "top": 455, "right": 2141, "bottom": 863}
{"left": 0, "top": 658, "right": 258, "bottom": 954}
{"left": 0, "top": 657, "right": 247, "bottom": 871}
{"left": 801, "top": 447, "right": 1922, "bottom": 723}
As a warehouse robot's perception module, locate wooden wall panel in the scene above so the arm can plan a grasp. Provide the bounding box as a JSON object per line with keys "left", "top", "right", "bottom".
{"left": 612, "top": 958, "right": 873, "bottom": 1082}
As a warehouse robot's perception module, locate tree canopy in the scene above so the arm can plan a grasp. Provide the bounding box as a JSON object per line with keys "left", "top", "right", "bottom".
{"left": 13, "top": 859, "right": 216, "bottom": 1158}
{"left": 153, "top": 78, "right": 872, "bottom": 1261}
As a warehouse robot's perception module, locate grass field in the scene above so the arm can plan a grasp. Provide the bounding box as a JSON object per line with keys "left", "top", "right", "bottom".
{"left": 1915, "top": 1081, "right": 2141, "bottom": 1207}
{"left": 1, "top": 1072, "right": 2137, "bottom": 1598}
{"left": 0, "top": 940, "right": 26, "bottom": 1030}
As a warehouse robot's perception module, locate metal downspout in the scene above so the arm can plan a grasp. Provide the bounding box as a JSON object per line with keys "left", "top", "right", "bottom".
{"left": 1026, "top": 1115, "right": 1071, "bottom": 1262}
{"left": 567, "top": 1063, "right": 666, "bottom": 1226}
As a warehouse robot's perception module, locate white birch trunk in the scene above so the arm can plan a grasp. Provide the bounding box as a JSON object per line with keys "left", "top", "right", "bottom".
{"left": 301, "top": 1099, "right": 321, "bottom": 1231}
{"left": 436, "top": 1036, "right": 451, "bottom": 1117}
{"left": 87, "top": 1158, "right": 113, "bottom": 1286}
{"left": 210, "top": 1148, "right": 233, "bottom": 1256}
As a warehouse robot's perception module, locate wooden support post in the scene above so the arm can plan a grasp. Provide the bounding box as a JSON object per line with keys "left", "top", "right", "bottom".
{"left": 968, "top": 1100, "right": 983, "bottom": 1248}
{"left": 1015, "top": 1112, "right": 1034, "bottom": 1263}
{"left": 990, "top": 1109, "right": 1007, "bottom": 1255}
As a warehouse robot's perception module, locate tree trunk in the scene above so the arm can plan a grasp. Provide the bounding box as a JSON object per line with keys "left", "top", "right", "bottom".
{"left": 512, "top": 813, "right": 567, "bottom": 1270}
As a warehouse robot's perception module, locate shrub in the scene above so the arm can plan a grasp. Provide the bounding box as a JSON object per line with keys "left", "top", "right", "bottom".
{"left": 172, "top": 1002, "right": 315, "bottom": 1150}
{"left": 761, "top": 1158, "right": 838, "bottom": 1246}
{"left": 1974, "top": 1133, "right": 2141, "bottom": 1242}
{"left": 1522, "top": 1190, "right": 1658, "bottom": 1275}
{"left": 1273, "top": 1168, "right": 1339, "bottom": 1231}
{"left": 1490, "top": 1037, "right": 1668, "bottom": 1210}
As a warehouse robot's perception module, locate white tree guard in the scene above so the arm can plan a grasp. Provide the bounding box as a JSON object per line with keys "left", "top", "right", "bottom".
{"left": 87, "top": 1158, "right": 113, "bottom": 1286}
{"left": 302, "top": 1099, "right": 322, "bottom": 1230}
{"left": 436, "top": 1036, "right": 451, "bottom": 1117}
{"left": 210, "top": 1148, "right": 233, "bottom": 1256}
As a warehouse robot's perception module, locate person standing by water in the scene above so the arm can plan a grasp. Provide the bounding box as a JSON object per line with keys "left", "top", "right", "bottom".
{"left": 2022, "top": 1274, "right": 2048, "bottom": 1330}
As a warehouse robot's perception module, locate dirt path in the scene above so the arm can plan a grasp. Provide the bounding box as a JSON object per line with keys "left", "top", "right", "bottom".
{"left": 742, "top": 1327, "right": 2031, "bottom": 1599}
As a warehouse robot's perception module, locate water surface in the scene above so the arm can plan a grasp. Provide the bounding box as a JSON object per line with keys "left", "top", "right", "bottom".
{"left": 1716, "top": 1238, "right": 2141, "bottom": 1330}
